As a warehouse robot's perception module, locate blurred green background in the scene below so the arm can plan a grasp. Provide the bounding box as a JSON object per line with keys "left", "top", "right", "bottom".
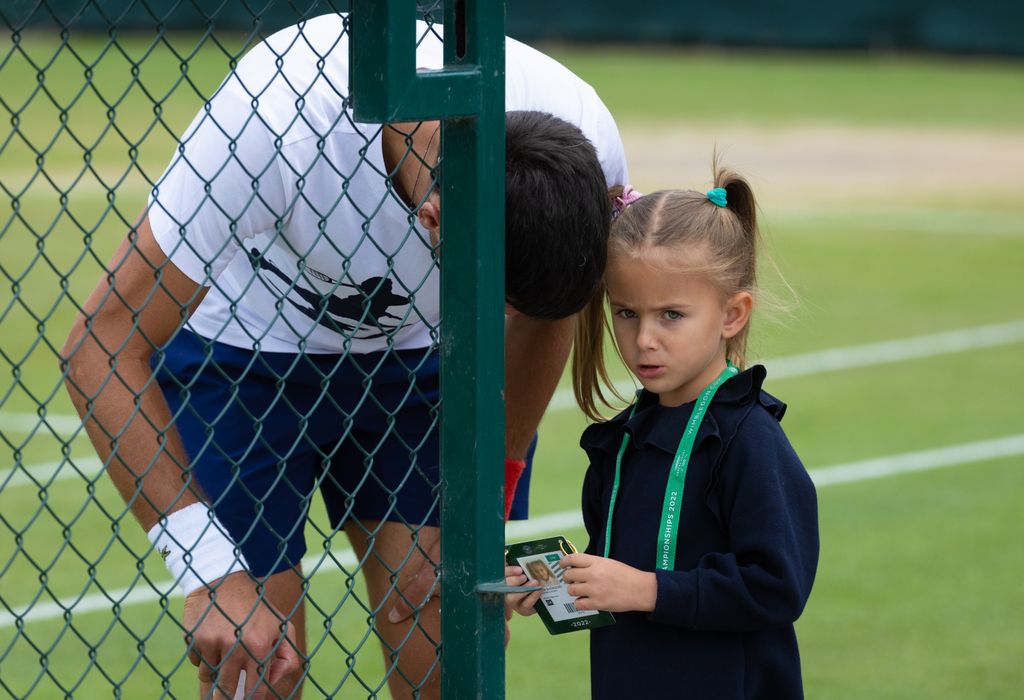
{"left": 2, "top": 4, "right": 1023, "bottom": 699}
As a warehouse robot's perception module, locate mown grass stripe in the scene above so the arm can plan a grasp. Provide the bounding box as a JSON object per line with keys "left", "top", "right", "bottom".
{"left": 3, "top": 319, "right": 1024, "bottom": 487}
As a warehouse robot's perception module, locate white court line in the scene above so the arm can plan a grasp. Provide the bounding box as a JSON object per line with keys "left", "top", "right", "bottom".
{"left": 546, "top": 319, "right": 1024, "bottom": 412}
{"left": 0, "top": 413, "right": 86, "bottom": 434}
{"left": 4, "top": 319, "right": 1024, "bottom": 490}
{"left": 2, "top": 432, "right": 1021, "bottom": 630}
{"left": 1, "top": 457, "right": 104, "bottom": 489}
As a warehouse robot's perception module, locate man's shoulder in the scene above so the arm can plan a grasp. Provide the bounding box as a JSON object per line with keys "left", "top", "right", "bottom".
{"left": 219, "top": 15, "right": 364, "bottom": 138}
{"left": 504, "top": 37, "right": 603, "bottom": 108}
{"left": 504, "top": 39, "right": 627, "bottom": 185}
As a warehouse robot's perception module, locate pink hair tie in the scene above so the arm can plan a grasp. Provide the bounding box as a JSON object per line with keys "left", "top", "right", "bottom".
{"left": 613, "top": 185, "right": 643, "bottom": 217}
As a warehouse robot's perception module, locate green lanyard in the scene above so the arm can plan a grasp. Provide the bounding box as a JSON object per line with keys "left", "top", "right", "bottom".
{"left": 602, "top": 362, "right": 739, "bottom": 570}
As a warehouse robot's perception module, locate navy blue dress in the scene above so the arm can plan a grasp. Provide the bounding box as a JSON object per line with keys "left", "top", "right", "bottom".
{"left": 580, "top": 365, "right": 819, "bottom": 699}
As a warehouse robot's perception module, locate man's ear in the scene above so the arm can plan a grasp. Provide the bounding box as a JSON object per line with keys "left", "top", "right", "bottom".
{"left": 416, "top": 191, "right": 441, "bottom": 245}
{"left": 722, "top": 291, "right": 754, "bottom": 340}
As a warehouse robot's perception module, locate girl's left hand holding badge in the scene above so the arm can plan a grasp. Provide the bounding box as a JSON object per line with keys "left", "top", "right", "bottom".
{"left": 559, "top": 553, "right": 658, "bottom": 612}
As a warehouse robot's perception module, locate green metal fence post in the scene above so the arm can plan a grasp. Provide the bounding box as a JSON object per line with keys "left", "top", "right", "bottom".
{"left": 351, "top": 1, "right": 507, "bottom": 696}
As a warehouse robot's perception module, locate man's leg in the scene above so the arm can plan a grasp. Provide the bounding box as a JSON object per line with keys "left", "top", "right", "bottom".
{"left": 343, "top": 520, "right": 441, "bottom": 700}
{"left": 321, "top": 347, "right": 442, "bottom": 697}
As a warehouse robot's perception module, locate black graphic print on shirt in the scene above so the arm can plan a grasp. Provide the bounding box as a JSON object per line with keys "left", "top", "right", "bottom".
{"left": 249, "top": 248, "right": 411, "bottom": 339}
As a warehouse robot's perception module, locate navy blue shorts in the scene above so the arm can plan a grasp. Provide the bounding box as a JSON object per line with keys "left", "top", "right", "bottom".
{"left": 155, "top": 330, "right": 533, "bottom": 577}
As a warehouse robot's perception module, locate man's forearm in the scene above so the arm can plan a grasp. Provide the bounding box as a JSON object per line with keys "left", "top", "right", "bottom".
{"left": 64, "top": 345, "right": 202, "bottom": 530}
{"left": 61, "top": 214, "right": 209, "bottom": 531}
{"left": 503, "top": 314, "right": 574, "bottom": 459}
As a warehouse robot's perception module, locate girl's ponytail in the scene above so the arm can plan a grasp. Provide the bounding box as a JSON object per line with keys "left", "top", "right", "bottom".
{"left": 717, "top": 168, "right": 758, "bottom": 240}
{"left": 712, "top": 164, "right": 760, "bottom": 369}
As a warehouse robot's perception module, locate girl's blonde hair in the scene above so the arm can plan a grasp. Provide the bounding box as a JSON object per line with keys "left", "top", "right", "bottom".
{"left": 573, "top": 164, "right": 761, "bottom": 421}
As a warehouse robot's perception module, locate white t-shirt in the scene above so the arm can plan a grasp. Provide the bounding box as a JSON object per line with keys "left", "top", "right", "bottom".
{"left": 149, "top": 13, "right": 628, "bottom": 354}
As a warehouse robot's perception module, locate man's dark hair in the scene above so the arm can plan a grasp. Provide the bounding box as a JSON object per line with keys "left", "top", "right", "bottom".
{"left": 504, "top": 111, "right": 611, "bottom": 319}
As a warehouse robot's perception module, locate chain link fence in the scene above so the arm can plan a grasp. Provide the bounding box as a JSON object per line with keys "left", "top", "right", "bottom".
{"left": 1, "top": 1, "right": 505, "bottom": 697}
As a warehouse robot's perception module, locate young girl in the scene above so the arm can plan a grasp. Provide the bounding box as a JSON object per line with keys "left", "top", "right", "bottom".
{"left": 508, "top": 167, "right": 819, "bottom": 698}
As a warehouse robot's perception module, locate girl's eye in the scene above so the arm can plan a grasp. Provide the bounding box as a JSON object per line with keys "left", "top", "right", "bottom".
{"left": 664, "top": 310, "right": 683, "bottom": 321}
{"left": 615, "top": 309, "right": 637, "bottom": 319}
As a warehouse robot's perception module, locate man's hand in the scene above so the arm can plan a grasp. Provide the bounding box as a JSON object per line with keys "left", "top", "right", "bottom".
{"left": 387, "top": 538, "right": 440, "bottom": 624}
{"left": 184, "top": 571, "right": 300, "bottom": 699}
{"left": 502, "top": 565, "right": 541, "bottom": 648}
{"left": 503, "top": 565, "right": 542, "bottom": 618}
{"left": 560, "top": 553, "right": 658, "bottom": 613}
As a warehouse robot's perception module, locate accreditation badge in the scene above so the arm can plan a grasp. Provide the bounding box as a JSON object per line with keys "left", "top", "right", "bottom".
{"left": 505, "top": 535, "right": 615, "bottom": 635}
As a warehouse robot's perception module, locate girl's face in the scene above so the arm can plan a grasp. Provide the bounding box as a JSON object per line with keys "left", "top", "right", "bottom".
{"left": 605, "top": 246, "right": 749, "bottom": 407}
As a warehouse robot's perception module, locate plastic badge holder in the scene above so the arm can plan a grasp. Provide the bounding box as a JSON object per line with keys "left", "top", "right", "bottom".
{"left": 505, "top": 535, "right": 615, "bottom": 635}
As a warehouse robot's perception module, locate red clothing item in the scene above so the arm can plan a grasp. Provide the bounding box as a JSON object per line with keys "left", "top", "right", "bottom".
{"left": 505, "top": 458, "right": 527, "bottom": 520}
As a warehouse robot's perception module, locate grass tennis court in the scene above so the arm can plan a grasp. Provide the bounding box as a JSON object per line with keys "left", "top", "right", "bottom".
{"left": 1, "top": 30, "right": 1022, "bottom": 698}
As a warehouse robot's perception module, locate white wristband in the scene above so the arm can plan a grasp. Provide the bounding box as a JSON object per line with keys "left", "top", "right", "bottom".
{"left": 147, "top": 502, "right": 248, "bottom": 596}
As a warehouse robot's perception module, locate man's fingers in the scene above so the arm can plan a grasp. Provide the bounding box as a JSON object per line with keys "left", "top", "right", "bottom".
{"left": 389, "top": 558, "right": 439, "bottom": 623}
{"left": 184, "top": 576, "right": 297, "bottom": 699}
{"left": 192, "top": 635, "right": 227, "bottom": 686}
{"left": 197, "top": 657, "right": 216, "bottom": 685}
{"left": 510, "top": 586, "right": 541, "bottom": 616}
{"left": 223, "top": 622, "right": 301, "bottom": 700}
{"left": 215, "top": 652, "right": 247, "bottom": 700}
{"left": 525, "top": 590, "right": 542, "bottom": 610}
{"left": 388, "top": 595, "right": 413, "bottom": 624}
{"left": 505, "top": 571, "right": 528, "bottom": 587}
{"left": 387, "top": 574, "right": 425, "bottom": 623}
{"left": 268, "top": 622, "right": 301, "bottom": 686}
{"left": 244, "top": 660, "right": 269, "bottom": 700}
{"left": 503, "top": 571, "right": 534, "bottom": 614}
{"left": 387, "top": 537, "right": 441, "bottom": 623}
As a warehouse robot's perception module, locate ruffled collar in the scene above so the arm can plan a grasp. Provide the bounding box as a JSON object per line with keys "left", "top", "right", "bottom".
{"left": 580, "top": 365, "right": 785, "bottom": 456}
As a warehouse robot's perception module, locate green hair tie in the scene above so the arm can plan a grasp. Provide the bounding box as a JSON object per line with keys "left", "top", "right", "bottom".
{"left": 706, "top": 187, "right": 728, "bottom": 207}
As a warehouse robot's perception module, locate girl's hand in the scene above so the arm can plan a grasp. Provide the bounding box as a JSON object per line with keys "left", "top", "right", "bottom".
{"left": 504, "top": 565, "right": 542, "bottom": 617}
{"left": 560, "top": 553, "right": 657, "bottom": 613}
